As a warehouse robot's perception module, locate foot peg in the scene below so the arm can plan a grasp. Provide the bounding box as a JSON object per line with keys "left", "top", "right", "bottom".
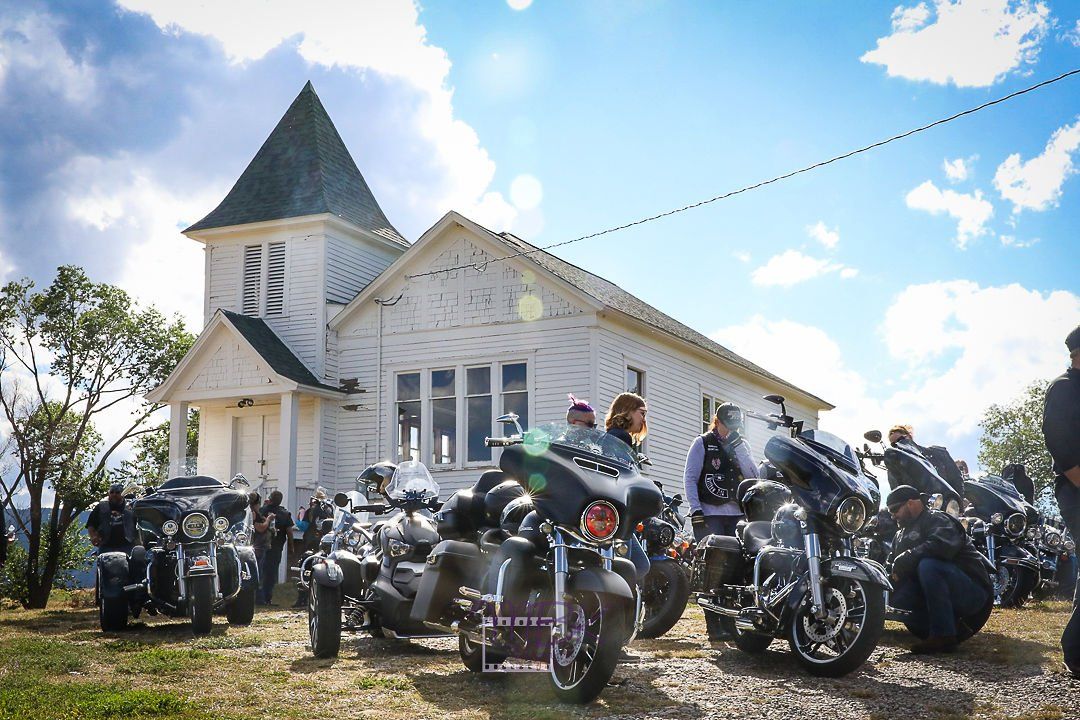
{"left": 123, "top": 582, "right": 146, "bottom": 593}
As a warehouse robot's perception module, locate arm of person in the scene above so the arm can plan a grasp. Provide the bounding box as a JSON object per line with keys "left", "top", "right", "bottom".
{"left": 893, "top": 514, "right": 964, "bottom": 578}
{"left": 731, "top": 438, "right": 759, "bottom": 480}
{"left": 1042, "top": 383, "right": 1080, "bottom": 484}
{"left": 682, "top": 436, "right": 705, "bottom": 514}
{"left": 1064, "top": 465, "right": 1080, "bottom": 489}
{"left": 253, "top": 513, "right": 271, "bottom": 532}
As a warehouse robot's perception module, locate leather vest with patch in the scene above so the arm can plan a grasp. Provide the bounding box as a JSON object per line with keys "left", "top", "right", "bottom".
{"left": 697, "top": 431, "right": 743, "bottom": 504}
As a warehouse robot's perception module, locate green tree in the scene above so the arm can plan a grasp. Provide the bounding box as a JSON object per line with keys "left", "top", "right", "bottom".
{"left": 0, "top": 521, "right": 92, "bottom": 606}
{"left": 0, "top": 266, "right": 193, "bottom": 608}
{"left": 116, "top": 409, "right": 200, "bottom": 483}
{"left": 977, "top": 379, "right": 1056, "bottom": 508}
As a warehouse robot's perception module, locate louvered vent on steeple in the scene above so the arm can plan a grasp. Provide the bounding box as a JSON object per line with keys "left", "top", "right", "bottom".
{"left": 242, "top": 245, "right": 262, "bottom": 315}
{"left": 266, "top": 242, "right": 286, "bottom": 316}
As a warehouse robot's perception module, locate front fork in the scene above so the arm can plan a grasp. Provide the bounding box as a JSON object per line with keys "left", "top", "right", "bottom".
{"left": 552, "top": 529, "right": 569, "bottom": 638}
{"left": 803, "top": 530, "right": 827, "bottom": 619}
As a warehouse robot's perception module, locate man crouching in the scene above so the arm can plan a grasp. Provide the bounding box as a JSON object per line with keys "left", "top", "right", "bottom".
{"left": 886, "top": 485, "right": 994, "bottom": 654}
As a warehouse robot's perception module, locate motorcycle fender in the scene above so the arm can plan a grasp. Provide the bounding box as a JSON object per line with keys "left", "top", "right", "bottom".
{"left": 185, "top": 567, "right": 217, "bottom": 579}
{"left": 566, "top": 567, "right": 634, "bottom": 601}
{"left": 97, "top": 552, "right": 130, "bottom": 599}
{"left": 235, "top": 546, "right": 259, "bottom": 586}
{"left": 997, "top": 544, "right": 1040, "bottom": 572}
{"left": 822, "top": 557, "right": 893, "bottom": 591}
{"left": 312, "top": 559, "right": 345, "bottom": 588}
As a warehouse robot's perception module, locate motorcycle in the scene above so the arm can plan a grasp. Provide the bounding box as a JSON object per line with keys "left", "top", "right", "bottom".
{"left": 96, "top": 474, "right": 258, "bottom": 634}
{"left": 964, "top": 474, "right": 1040, "bottom": 607}
{"left": 860, "top": 430, "right": 962, "bottom": 517}
{"left": 691, "top": 394, "right": 889, "bottom": 677}
{"left": 636, "top": 485, "right": 693, "bottom": 639}
{"left": 1030, "top": 517, "right": 1076, "bottom": 601}
{"left": 303, "top": 460, "right": 444, "bottom": 658}
{"left": 412, "top": 414, "right": 663, "bottom": 703}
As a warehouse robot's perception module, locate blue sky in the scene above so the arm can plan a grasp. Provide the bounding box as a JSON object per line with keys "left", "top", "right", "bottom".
{"left": 0, "top": 0, "right": 1077, "bottom": 477}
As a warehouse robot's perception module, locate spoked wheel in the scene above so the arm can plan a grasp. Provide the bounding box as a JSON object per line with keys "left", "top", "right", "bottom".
{"left": 788, "top": 577, "right": 884, "bottom": 677}
{"left": 308, "top": 582, "right": 342, "bottom": 658}
{"left": 995, "top": 564, "right": 1035, "bottom": 608}
{"left": 638, "top": 561, "right": 689, "bottom": 639}
{"left": 549, "top": 591, "right": 624, "bottom": 704}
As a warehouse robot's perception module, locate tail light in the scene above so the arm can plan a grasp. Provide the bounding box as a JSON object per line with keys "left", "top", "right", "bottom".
{"left": 581, "top": 501, "right": 619, "bottom": 542}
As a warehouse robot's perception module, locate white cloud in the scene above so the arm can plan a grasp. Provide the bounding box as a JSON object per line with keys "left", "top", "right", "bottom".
{"left": 712, "top": 281, "right": 1078, "bottom": 478}
{"left": 732, "top": 251, "right": 752, "bottom": 263}
{"left": 861, "top": 0, "right": 1051, "bottom": 88}
{"left": 942, "top": 155, "right": 977, "bottom": 183}
{"left": 807, "top": 221, "right": 840, "bottom": 249}
{"left": 993, "top": 117, "right": 1080, "bottom": 213}
{"left": 904, "top": 180, "right": 993, "bottom": 248}
{"left": 507, "top": 0, "right": 534, "bottom": 12}
{"left": 751, "top": 250, "right": 853, "bottom": 287}
{"left": 510, "top": 174, "right": 543, "bottom": 211}
{"left": 117, "top": 0, "right": 517, "bottom": 231}
{"left": 0, "top": 247, "right": 13, "bottom": 284}
{"left": 999, "top": 234, "right": 1039, "bottom": 248}
{"left": 0, "top": 11, "right": 98, "bottom": 106}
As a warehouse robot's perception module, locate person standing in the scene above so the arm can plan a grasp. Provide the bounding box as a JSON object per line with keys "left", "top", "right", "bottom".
{"left": 603, "top": 392, "right": 647, "bottom": 449}
{"left": 1042, "top": 324, "right": 1080, "bottom": 678}
{"left": 684, "top": 403, "right": 758, "bottom": 540}
{"left": 259, "top": 490, "right": 294, "bottom": 606}
{"left": 86, "top": 483, "right": 138, "bottom": 553}
{"left": 566, "top": 394, "right": 597, "bottom": 428}
{"left": 247, "top": 492, "right": 271, "bottom": 603}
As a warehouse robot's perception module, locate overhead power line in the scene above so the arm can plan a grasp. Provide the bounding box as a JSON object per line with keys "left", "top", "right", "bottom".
{"left": 408, "top": 67, "right": 1080, "bottom": 280}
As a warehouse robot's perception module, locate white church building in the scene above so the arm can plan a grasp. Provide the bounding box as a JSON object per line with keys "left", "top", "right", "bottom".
{"left": 147, "top": 82, "right": 831, "bottom": 516}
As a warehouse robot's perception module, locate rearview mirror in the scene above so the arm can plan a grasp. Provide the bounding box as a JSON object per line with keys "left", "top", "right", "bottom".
{"left": 496, "top": 413, "right": 519, "bottom": 425}
{"left": 863, "top": 430, "right": 882, "bottom": 443}
{"left": 366, "top": 483, "right": 382, "bottom": 502}
{"left": 762, "top": 394, "right": 785, "bottom": 405}
{"left": 229, "top": 473, "right": 250, "bottom": 489}
{"left": 334, "top": 492, "right": 350, "bottom": 508}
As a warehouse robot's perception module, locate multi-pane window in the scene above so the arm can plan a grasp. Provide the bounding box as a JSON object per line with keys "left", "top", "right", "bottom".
{"left": 396, "top": 373, "right": 421, "bottom": 461}
{"left": 393, "top": 361, "right": 528, "bottom": 465}
{"left": 241, "top": 242, "right": 286, "bottom": 316}
{"left": 501, "top": 362, "right": 528, "bottom": 436}
{"left": 626, "top": 367, "right": 645, "bottom": 397}
{"left": 431, "top": 369, "right": 456, "bottom": 466}
{"left": 702, "top": 395, "right": 729, "bottom": 434}
{"left": 466, "top": 366, "right": 492, "bottom": 462}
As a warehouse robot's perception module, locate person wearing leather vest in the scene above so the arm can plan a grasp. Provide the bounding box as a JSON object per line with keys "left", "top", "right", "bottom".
{"left": 886, "top": 485, "right": 993, "bottom": 654}
{"left": 683, "top": 402, "right": 758, "bottom": 540}
{"left": 85, "top": 483, "right": 138, "bottom": 552}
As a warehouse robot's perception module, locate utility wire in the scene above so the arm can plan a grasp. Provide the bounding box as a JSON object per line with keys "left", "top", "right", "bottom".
{"left": 408, "top": 67, "right": 1080, "bottom": 280}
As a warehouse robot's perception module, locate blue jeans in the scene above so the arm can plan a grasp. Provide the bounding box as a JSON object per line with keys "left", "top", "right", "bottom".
{"left": 891, "top": 557, "right": 989, "bottom": 638}
{"left": 692, "top": 514, "right": 740, "bottom": 542}
{"left": 1056, "top": 478, "right": 1080, "bottom": 671}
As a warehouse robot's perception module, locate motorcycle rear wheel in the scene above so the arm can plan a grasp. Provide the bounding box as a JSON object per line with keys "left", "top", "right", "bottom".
{"left": 788, "top": 577, "right": 884, "bottom": 677}
{"left": 226, "top": 581, "right": 256, "bottom": 626}
{"left": 188, "top": 575, "right": 214, "bottom": 635}
{"left": 549, "top": 591, "right": 625, "bottom": 704}
{"left": 308, "top": 582, "right": 342, "bottom": 658}
{"left": 638, "top": 561, "right": 689, "bottom": 639}
{"left": 97, "top": 569, "right": 128, "bottom": 632}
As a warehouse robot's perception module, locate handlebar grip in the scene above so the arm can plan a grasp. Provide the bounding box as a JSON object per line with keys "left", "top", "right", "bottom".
{"left": 484, "top": 437, "right": 515, "bottom": 447}
{"left": 353, "top": 504, "right": 388, "bottom": 514}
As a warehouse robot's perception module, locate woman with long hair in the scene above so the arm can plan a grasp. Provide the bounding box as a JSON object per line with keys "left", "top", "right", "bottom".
{"left": 604, "top": 392, "right": 647, "bottom": 449}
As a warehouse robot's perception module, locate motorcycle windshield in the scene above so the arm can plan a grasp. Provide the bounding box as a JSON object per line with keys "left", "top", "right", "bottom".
{"left": 524, "top": 422, "right": 639, "bottom": 467}
{"left": 964, "top": 476, "right": 1026, "bottom": 517}
{"left": 882, "top": 443, "right": 957, "bottom": 501}
{"left": 134, "top": 475, "right": 249, "bottom": 531}
{"left": 384, "top": 460, "right": 440, "bottom": 502}
{"left": 797, "top": 429, "right": 860, "bottom": 475}
{"left": 763, "top": 435, "right": 875, "bottom": 518}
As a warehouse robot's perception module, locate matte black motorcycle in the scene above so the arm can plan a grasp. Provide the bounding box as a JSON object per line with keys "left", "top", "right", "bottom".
{"left": 691, "top": 395, "right": 889, "bottom": 677}
{"left": 97, "top": 474, "right": 258, "bottom": 634}
{"left": 964, "top": 474, "right": 1040, "bottom": 607}
{"left": 413, "top": 415, "right": 662, "bottom": 703}
{"left": 636, "top": 485, "right": 693, "bottom": 639}
{"left": 860, "top": 430, "right": 962, "bottom": 517}
{"left": 303, "top": 461, "right": 444, "bottom": 658}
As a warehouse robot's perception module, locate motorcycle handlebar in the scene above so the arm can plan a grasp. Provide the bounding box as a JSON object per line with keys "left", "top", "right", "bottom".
{"left": 484, "top": 436, "right": 521, "bottom": 447}
{"left": 352, "top": 504, "right": 389, "bottom": 514}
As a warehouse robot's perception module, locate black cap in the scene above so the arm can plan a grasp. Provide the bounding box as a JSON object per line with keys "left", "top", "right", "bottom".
{"left": 108, "top": 482, "right": 125, "bottom": 494}
{"left": 886, "top": 485, "right": 922, "bottom": 511}
{"left": 1067, "top": 325, "right": 1080, "bottom": 354}
{"left": 715, "top": 402, "right": 745, "bottom": 431}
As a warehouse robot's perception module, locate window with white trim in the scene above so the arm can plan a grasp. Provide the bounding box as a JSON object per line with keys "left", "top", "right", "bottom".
{"left": 626, "top": 366, "right": 645, "bottom": 397}
{"left": 392, "top": 360, "right": 530, "bottom": 466}
{"left": 241, "top": 241, "right": 286, "bottom": 317}
{"left": 702, "top": 394, "right": 731, "bottom": 434}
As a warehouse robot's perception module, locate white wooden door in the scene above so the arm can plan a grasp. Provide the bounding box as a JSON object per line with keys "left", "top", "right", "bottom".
{"left": 232, "top": 413, "right": 281, "bottom": 494}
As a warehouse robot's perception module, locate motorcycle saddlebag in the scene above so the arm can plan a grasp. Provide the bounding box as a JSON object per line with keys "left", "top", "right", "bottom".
{"left": 694, "top": 534, "right": 743, "bottom": 590}
{"left": 410, "top": 540, "right": 486, "bottom": 625}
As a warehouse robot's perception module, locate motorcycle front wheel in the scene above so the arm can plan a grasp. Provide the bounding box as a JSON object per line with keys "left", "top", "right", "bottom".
{"left": 549, "top": 591, "right": 624, "bottom": 704}
{"left": 97, "top": 569, "right": 128, "bottom": 632}
{"left": 308, "top": 582, "right": 342, "bottom": 658}
{"left": 638, "top": 561, "right": 690, "bottom": 639}
{"left": 787, "top": 577, "right": 884, "bottom": 677}
{"left": 188, "top": 575, "right": 214, "bottom": 635}
{"left": 996, "top": 564, "right": 1036, "bottom": 608}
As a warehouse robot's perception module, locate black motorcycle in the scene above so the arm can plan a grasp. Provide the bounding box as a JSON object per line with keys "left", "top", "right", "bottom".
{"left": 412, "top": 415, "right": 662, "bottom": 704}
{"left": 964, "top": 474, "right": 1040, "bottom": 607}
{"left": 97, "top": 474, "right": 258, "bottom": 634}
{"left": 304, "top": 461, "right": 444, "bottom": 658}
{"left": 691, "top": 394, "right": 889, "bottom": 677}
{"left": 636, "top": 486, "right": 693, "bottom": 639}
{"left": 860, "top": 430, "right": 962, "bottom": 517}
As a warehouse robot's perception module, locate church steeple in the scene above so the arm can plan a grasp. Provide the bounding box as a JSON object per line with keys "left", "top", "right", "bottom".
{"left": 185, "top": 81, "right": 405, "bottom": 247}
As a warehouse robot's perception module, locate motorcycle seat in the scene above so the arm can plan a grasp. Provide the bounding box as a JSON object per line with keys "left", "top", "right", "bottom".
{"left": 740, "top": 520, "right": 773, "bottom": 555}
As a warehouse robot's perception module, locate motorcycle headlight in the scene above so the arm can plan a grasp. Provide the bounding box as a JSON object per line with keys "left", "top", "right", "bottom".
{"left": 580, "top": 501, "right": 619, "bottom": 542}
{"left": 991, "top": 512, "right": 1004, "bottom": 526}
{"left": 182, "top": 513, "right": 210, "bottom": 539}
{"left": 1065, "top": 539, "right": 1076, "bottom": 552}
{"left": 1005, "top": 512, "right": 1026, "bottom": 537}
{"left": 161, "top": 520, "right": 179, "bottom": 537}
{"left": 1026, "top": 526, "right": 1039, "bottom": 540}
{"left": 835, "top": 497, "right": 867, "bottom": 535}
{"left": 945, "top": 499, "right": 961, "bottom": 518}
{"left": 387, "top": 538, "right": 411, "bottom": 558}
{"left": 1044, "top": 531, "right": 1062, "bottom": 549}
{"left": 929, "top": 493, "right": 944, "bottom": 511}
{"left": 213, "top": 517, "right": 229, "bottom": 533}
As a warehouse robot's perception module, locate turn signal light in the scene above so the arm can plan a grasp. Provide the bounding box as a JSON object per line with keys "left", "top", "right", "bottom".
{"left": 635, "top": 522, "right": 645, "bottom": 533}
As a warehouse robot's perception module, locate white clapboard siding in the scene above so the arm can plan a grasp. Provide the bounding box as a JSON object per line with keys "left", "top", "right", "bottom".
{"left": 206, "top": 243, "right": 241, "bottom": 323}
{"left": 263, "top": 234, "right": 321, "bottom": 373}
{"left": 325, "top": 233, "right": 400, "bottom": 305}
{"left": 596, "top": 321, "right": 820, "bottom": 497}
{"left": 296, "top": 397, "right": 317, "bottom": 491}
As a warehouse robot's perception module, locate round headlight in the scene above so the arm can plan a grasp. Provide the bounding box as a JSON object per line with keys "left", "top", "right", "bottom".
{"left": 945, "top": 499, "right": 961, "bottom": 517}
{"left": 835, "top": 497, "right": 867, "bottom": 535}
{"left": 991, "top": 512, "right": 1004, "bottom": 525}
{"left": 1026, "top": 526, "right": 1039, "bottom": 540}
{"left": 929, "top": 493, "right": 944, "bottom": 511}
{"left": 182, "top": 513, "right": 210, "bottom": 539}
{"left": 213, "top": 516, "right": 229, "bottom": 532}
{"left": 580, "top": 501, "right": 619, "bottom": 542}
{"left": 1065, "top": 539, "right": 1076, "bottom": 552}
{"left": 1044, "top": 531, "right": 1062, "bottom": 549}
{"left": 161, "top": 520, "right": 178, "bottom": 536}
{"left": 1005, "top": 512, "right": 1026, "bottom": 537}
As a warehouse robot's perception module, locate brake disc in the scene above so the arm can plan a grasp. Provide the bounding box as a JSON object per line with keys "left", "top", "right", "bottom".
{"left": 801, "top": 587, "right": 848, "bottom": 643}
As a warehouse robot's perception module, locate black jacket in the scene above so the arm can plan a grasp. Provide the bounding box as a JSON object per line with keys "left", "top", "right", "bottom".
{"left": 890, "top": 508, "right": 993, "bottom": 592}
{"left": 261, "top": 503, "right": 294, "bottom": 549}
{"left": 605, "top": 427, "right": 634, "bottom": 449}
{"left": 86, "top": 499, "right": 138, "bottom": 548}
{"left": 1043, "top": 367, "right": 1080, "bottom": 478}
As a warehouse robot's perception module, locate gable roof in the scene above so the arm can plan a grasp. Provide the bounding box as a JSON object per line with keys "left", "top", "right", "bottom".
{"left": 220, "top": 311, "right": 340, "bottom": 392}
{"left": 184, "top": 82, "right": 406, "bottom": 247}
